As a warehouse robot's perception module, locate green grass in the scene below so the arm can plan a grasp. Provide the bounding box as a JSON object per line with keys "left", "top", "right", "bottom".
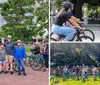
{"left": 51, "top": 77, "right": 100, "bottom": 85}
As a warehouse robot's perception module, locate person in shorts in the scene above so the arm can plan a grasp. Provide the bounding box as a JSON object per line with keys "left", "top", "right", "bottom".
{"left": 0, "top": 43, "right": 6, "bottom": 74}
{"left": 5, "top": 35, "right": 15, "bottom": 74}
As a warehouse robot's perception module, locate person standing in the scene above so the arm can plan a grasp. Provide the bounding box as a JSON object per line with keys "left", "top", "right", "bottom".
{"left": 42, "top": 40, "right": 49, "bottom": 72}
{"left": 0, "top": 43, "right": 6, "bottom": 74}
{"left": 14, "top": 40, "right": 27, "bottom": 76}
{"left": 5, "top": 35, "right": 15, "bottom": 74}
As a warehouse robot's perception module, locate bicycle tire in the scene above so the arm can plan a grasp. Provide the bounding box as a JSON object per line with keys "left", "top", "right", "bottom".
{"left": 83, "top": 29, "right": 95, "bottom": 41}
{"left": 30, "top": 57, "right": 44, "bottom": 71}
{"left": 25, "top": 57, "right": 32, "bottom": 67}
{"left": 13, "top": 63, "right": 18, "bottom": 72}
{"left": 13, "top": 62, "right": 23, "bottom": 72}
{"left": 77, "top": 36, "right": 94, "bottom": 42}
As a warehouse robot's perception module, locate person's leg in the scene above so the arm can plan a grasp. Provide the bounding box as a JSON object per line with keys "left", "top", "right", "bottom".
{"left": 5, "top": 55, "right": 9, "bottom": 73}
{"left": 2, "top": 61, "right": 6, "bottom": 72}
{"left": 59, "top": 26, "right": 76, "bottom": 41}
{"left": 20, "top": 58, "right": 26, "bottom": 76}
{"left": 0, "top": 61, "right": 3, "bottom": 73}
{"left": 43, "top": 54, "right": 49, "bottom": 72}
{"left": 45, "top": 54, "right": 49, "bottom": 69}
{"left": 52, "top": 25, "right": 76, "bottom": 41}
{"left": 9, "top": 55, "right": 14, "bottom": 73}
{"left": 16, "top": 58, "right": 21, "bottom": 75}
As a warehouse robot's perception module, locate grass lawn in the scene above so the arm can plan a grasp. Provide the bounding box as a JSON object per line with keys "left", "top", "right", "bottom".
{"left": 51, "top": 77, "right": 100, "bottom": 85}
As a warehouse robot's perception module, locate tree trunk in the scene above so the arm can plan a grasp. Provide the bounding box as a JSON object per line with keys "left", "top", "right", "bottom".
{"left": 71, "top": 0, "right": 84, "bottom": 20}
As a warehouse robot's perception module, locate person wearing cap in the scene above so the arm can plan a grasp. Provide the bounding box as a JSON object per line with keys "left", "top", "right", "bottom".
{"left": 51, "top": 1, "right": 83, "bottom": 41}
{"left": 5, "top": 35, "right": 15, "bottom": 74}
{"left": 42, "top": 40, "right": 49, "bottom": 72}
{"left": 14, "top": 40, "right": 27, "bottom": 76}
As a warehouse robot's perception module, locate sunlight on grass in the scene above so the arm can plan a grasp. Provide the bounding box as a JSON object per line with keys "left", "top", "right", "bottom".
{"left": 51, "top": 77, "right": 100, "bottom": 85}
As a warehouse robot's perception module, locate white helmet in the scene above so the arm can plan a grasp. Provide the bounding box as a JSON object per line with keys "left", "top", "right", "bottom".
{"left": 7, "top": 35, "right": 12, "bottom": 39}
{"left": 17, "top": 40, "right": 22, "bottom": 43}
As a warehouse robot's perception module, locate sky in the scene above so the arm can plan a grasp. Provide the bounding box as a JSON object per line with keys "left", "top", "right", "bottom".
{"left": 0, "top": 0, "right": 7, "bottom": 3}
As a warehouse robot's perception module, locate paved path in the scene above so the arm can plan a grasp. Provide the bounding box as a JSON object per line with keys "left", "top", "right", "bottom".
{"left": 0, "top": 67, "right": 49, "bottom": 85}
{"left": 85, "top": 25, "right": 100, "bottom": 42}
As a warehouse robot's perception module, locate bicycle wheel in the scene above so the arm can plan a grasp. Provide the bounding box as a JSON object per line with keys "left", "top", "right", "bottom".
{"left": 77, "top": 36, "right": 94, "bottom": 42}
{"left": 25, "top": 57, "right": 32, "bottom": 67}
{"left": 13, "top": 62, "right": 23, "bottom": 72}
{"left": 13, "top": 63, "right": 18, "bottom": 72}
{"left": 83, "top": 29, "right": 95, "bottom": 41}
{"left": 30, "top": 57, "right": 44, "bottom": 71}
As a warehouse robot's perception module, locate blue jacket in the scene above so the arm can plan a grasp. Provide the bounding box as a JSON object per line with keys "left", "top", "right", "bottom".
{"left": 14, "top": 46, "right": 26, "bottom": 59}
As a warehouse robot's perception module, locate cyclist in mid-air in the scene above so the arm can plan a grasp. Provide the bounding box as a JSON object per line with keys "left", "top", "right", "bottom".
{"left": 52, "top": 1, "right": 83, "bottom": 41}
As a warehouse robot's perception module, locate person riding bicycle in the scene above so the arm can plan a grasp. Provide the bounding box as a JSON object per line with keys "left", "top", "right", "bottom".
{"left": 75, "top": 65, "right": 80, "bottom": 80}
{"left": 92, "top": 66, "right": 98, "bottom": 80}
{"left": 72, "top": 66, "right": 76, "bottom": 79}
{"left": 53, "top": 66, "right": 61, "bottom": 76}
{"left": 63, "top": 65, "right": 68, "bottom": 75}
{"left": 51, "top": 1, "right": 82, "bottom": 41}
{"left": 64, "top": 2, "right": 81, "bottom": 28}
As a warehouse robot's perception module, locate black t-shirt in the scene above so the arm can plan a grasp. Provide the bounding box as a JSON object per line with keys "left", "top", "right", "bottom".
{"left": 55, "top": 10, "right": 71, "bottom": 26}
{"left": 33, "top": 46, "right": 40, "bottom": 54}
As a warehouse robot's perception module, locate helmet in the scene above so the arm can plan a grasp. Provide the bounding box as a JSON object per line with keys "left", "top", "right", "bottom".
{"left": 17, "top": 40, "right": 22, "bottom": 43}
{"left": 7, "top": 35, "right": 12, "bottom": 39}
{"left": 62, "top": 1, "right": 73, "bottom": 9}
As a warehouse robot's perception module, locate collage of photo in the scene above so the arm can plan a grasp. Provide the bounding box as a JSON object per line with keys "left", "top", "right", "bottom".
{"left": 0, "top": 0, "right": 100, "bottom": 85}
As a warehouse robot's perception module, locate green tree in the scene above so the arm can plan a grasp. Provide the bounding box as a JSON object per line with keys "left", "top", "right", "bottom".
{"left": 51, "top": 0, "right": 99, "bottom": 20}
{"left": 0, "top": 0, "right": 49, "bottom": 41}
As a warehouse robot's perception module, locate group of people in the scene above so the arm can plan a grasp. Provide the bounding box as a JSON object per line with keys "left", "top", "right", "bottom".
{"left": 53, "top": 65, "right": 100, "bottom": 81}
{"left": 0, "top": 35, "right": 27, "bottom": 76}
{"left": 0, "top": 35, "right": 49, "bottom": 76}
{"left": 32, "top": 40, "right": 49, "bottom": 72}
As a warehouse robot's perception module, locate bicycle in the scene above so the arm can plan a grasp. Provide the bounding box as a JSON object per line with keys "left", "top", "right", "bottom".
{"left": 24, "top": 53, "right": 34, "bottom": 67}
{"left": 51, "top": 28, "right": 94, "bottom": 42}
{"left": 51, "top": 22, "right": 95, "bottom": 42}
{"left": 30, "top": 53, "right": 45, "bottom": 71}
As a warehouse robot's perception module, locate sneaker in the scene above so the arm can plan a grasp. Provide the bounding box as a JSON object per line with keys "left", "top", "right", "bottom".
{"left": 4, "top": 71, "right": 9, "bottom": 74}
{"left": 23, "top": 73, "right": 27, "bottom": 76}
{"left": 43, "top": 68, "right": 49, "bottom": 72}
{"left": 18, "top": 72, "right": 21, "bottom": 75}
{"left": 10, "top": 71, "right": 14, "bottom": 74}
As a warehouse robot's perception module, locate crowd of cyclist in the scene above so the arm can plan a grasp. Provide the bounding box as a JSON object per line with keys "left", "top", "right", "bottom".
{"left": 0, "top": 35, "right": 49, "bottom": 76}
{"left": 52, "top": 65, "right": 100, "bottom": 81}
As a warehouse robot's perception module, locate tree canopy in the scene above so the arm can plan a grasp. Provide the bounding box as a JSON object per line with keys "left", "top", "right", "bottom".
{"left": 0, "top": 0, "right": 49, "bottom": 41}
{"left": 51, "top": 43, "right": 100, "bottom": 67}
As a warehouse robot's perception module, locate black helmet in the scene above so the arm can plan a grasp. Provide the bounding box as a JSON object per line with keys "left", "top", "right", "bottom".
{"left": 62, "top": 1, "right": 73, "bottom": 9}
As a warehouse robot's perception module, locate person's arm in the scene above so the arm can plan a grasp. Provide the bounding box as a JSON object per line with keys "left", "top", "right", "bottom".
{"left": 68, "top": 18, "right": 82, "bottom": 29}
{"left": 66, "top": 21, "right": 74, "bottom": 28}
{"left": 23, "top": 46, "right": 26, "bottom": 58}
{"left": 71, "top": 16, "right": 80, "bottom": 23}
